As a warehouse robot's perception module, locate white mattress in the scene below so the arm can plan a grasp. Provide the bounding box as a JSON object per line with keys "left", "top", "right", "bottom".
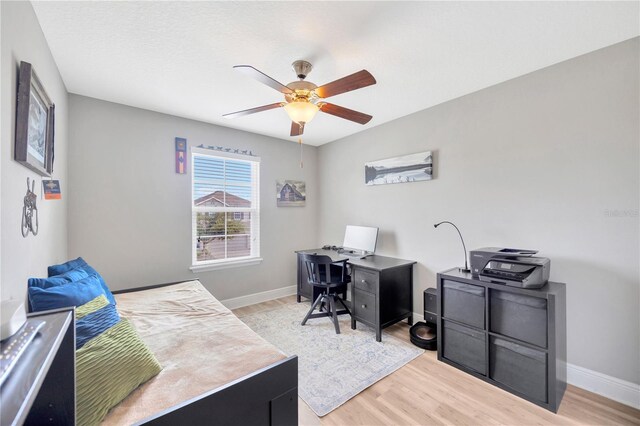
{"left": 103, "top": 280, "right": 285, "bottom": 425}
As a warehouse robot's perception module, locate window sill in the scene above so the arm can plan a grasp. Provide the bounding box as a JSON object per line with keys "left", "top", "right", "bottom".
{"left": 190, "top": 257, "right": 263, "bottom": 273}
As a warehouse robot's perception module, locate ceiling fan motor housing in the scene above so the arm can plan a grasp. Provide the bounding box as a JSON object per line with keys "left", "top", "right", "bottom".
{"left": 292, "top": 60, "right": 313, "bottom": 80}
{"left": 285, "top": 80, "right": 319, "bottom": 103}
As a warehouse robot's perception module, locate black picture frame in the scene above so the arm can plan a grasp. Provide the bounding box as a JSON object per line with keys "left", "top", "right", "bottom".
{"left": 15, "top": 61, "right": 55, "bottom": 176}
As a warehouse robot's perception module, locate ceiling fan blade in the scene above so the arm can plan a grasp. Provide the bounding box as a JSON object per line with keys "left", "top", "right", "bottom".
{"left": 319, "top": 103, "right": 372, "bottom": 125}
{"left": 223, "top": 102, "right": 284, "bottom": 119}
{"left": 233, "top": 65, "right": 293, "bottom": 94}
{"left": 315, "top": 70, "right": 376, "bottom": 99}
{"left": 290, "top": 121, "right": 305, "bottom": 136}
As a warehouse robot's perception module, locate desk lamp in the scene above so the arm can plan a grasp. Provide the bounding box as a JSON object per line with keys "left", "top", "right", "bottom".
{"left": 434, "top": 221, "right": 470, "bottom": 273}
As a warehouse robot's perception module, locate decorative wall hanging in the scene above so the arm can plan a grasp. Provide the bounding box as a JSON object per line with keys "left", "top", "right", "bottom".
{"left": 175, "top": 137, "right": 187, "bottom": 174}
{"left": 276, "top": 180, "right": 306, "bottom": 207}
{"left": 15, "top": 61, "right": 55, "bottom": 176}
{"left": 22, "top": 178, "right": 38, "bottom": 237}
{"left": 196, "top": 144, "right": 256, "bottom": 157}
{"left": 365, "top": 151, "right": 433, "bottom": 186}
{"left": 43, "top": 180, "right": 61, "bottom": 200}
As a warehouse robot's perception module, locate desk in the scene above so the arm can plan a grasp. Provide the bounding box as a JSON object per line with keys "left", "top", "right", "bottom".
{"left": 296, "top": 249, "right": 416, "bottom": 341}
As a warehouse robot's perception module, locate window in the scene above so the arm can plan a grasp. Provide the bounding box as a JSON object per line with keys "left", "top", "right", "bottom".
{"left": 191, "top": 147, "right": 260, "bottom": 270}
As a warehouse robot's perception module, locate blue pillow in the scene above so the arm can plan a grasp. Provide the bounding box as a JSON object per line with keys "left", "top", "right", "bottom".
{"left": 75, "top": 304, "right": 121, "bottom": 349}
{"left": 29, "top": 274, "right": 105, "bottom": 312}
{"left": 47, "top": 257, "right": 116, "bottom": 305}
{"left": 48, "top": 257, "right": 87, "bottom": 277}
{"left": 28, "top": 267, "right": 90, "bottom": 289}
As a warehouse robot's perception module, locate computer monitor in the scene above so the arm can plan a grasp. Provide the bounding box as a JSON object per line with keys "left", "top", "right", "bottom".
{"left": 343, "top": 225, "right": 379, "bottom": 255}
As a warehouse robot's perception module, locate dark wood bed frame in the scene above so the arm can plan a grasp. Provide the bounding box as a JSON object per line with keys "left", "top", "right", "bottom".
{"left": 113, "top": 280, "right": 299, "bottom": 426}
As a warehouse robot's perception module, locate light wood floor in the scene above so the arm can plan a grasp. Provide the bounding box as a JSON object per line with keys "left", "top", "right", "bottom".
{"left": 233, "top": 296, "right": 640, "bottom": 426}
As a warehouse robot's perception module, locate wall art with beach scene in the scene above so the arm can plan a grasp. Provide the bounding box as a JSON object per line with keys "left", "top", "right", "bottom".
{"left": 365, "top": 151, "right": 433, "bottom": 185}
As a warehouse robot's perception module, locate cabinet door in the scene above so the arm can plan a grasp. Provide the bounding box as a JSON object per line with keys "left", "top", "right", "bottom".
{"left": 490, "top": 337, "right": 548, "bottom": 403}
{"left": 442, "top": 280, "right": 485, "bottom": 329}
{"left": 490, "top": 290, "right": 547, "bottom": 348}
{"left": 442, "top": 320, "right": 486, "bottom": 375}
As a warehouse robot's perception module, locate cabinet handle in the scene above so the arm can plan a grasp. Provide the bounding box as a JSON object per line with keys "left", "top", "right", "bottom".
{"left": 361, "top": 304, "right": 367, "bottom": 309}
{"left": 361, "top": 279, "right": 366, "bottom": 284}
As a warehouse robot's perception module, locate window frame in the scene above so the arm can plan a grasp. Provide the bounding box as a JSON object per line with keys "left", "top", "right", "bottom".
{"left": 190, "top": 147, "right": 261, "bottom": 272}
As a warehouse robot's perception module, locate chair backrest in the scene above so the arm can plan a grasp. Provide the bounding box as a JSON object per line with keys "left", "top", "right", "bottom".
{"left": 302, "top": 253, "right": 347, "bottom": 287}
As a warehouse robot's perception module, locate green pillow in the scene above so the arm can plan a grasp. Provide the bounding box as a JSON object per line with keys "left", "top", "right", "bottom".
{"left": 76, "top": 318, "right": 162, "bottom": 425}
{"left": 76, "top": 294, "right": 109, "bottom": 319}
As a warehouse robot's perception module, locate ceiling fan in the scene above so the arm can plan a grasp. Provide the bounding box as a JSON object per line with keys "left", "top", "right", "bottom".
{"left": 223, "top": 60, "right": 376, "bottom": 137}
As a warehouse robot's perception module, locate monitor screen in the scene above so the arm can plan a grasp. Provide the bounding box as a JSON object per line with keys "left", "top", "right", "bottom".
{"left": 343, "top": 225, "right": 378, "bottom": 253}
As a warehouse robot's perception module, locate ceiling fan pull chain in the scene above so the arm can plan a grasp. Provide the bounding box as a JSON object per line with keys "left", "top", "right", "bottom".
{"left": 299, "top": 137, "right": 303, "bottom": 168}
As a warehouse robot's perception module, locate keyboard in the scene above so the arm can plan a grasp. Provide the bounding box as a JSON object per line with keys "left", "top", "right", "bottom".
{"left": 338, "top": 249, "right": 366, "bottom": 258}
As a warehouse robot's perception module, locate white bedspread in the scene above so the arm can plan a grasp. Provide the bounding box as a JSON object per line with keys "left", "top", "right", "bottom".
{"left": 103, "top": 280, "right": 286, "bottom": 425}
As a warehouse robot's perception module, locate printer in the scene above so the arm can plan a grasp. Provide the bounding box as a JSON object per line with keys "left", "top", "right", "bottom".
{"left": 470, "top": 247, "right": 550, "bottom": 289}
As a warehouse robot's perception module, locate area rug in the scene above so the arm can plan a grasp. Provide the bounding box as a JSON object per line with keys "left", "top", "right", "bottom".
{"left": 241, "top": 302, "right": 424, "bottom": 416}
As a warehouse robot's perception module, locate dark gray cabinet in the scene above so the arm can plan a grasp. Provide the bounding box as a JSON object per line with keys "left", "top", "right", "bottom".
{"left": 1, "top": 308, "right": 75, "bottom": 425}
{"left": 437, "top": 268, "right": 566, "bottom": 412}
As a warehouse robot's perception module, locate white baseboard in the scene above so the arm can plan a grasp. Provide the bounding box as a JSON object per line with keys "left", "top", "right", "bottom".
{"left": 220, "top": 285, "right": 297, "bottom": 310}
{"left": 567, "top": 363, "right": 640, "bottom": 409}
{"left": 412, "top": 313, "right": 639, "bottom": 408}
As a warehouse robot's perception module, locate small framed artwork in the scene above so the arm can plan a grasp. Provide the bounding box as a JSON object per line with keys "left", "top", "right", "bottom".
{"left": 15, "top": 61, "right": 55, "bottom": 176}
{"left": 276, "top": 180, "right": 306, "bottom": 207}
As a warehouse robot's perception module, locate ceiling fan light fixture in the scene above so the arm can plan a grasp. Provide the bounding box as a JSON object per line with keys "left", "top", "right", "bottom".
{"left": 283, "top": 100, "right": 319, "bottom": 124}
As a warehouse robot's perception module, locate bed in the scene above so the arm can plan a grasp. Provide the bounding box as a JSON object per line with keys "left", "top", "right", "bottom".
{"left": 109, "top": 280, "right": 298, "bottom": 426}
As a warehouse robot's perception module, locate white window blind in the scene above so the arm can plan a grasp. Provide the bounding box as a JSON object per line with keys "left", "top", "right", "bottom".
{"left": 191, "top": 147, "right": 260, "bottom": 268}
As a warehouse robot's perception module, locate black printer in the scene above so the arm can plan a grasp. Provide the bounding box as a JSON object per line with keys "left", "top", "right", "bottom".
{"left": 470, "top": 247, "right": 550, "bottom": 289}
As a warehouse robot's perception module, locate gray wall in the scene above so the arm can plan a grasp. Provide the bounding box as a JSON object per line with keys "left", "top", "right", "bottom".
{"left": 1, "top": 2, "right": 69, "bottom": 302}
{"left": 317, "top": 38, "right": 639, "bottom": 384}
{"left": 68, "top": 95, "right": 318, "bottom": 301}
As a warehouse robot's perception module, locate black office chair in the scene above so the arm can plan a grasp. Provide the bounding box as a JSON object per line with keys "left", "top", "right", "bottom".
{"left": 300, "top": 254, "right": 352, "bottom": 334}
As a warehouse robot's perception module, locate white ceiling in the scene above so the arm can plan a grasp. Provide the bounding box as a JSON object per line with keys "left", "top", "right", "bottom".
{"left": 32, "top": 1, "right": 639, "bottom": 146}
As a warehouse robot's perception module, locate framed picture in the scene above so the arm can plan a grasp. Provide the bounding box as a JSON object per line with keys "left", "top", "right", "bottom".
{"left": 276, "top": 180, "right": 306, "bottom": 207}
{"left": 365, "top": 151, "right": 433, "bottom": 185}
{"left": 15, "top": 61, "right": 55, "bottom": 176}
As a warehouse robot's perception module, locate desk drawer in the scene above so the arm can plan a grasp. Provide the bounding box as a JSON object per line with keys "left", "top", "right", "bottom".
{"left": 354, "top": 289, "right": 376, "bottom": 324}
{"left": 354, "top": 269, "right": 379, "bottom": 293}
